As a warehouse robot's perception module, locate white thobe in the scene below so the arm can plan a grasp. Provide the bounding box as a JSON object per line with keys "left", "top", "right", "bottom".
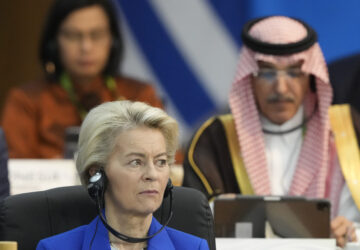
{"left": 261, "top": 106, "right": 360, "bottom": 225}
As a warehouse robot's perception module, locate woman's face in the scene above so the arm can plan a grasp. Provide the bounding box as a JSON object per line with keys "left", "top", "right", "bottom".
{"left": 104, "top": 127, "right": 170, "bottom": 216}
{"left": 57, "top": 5, "right": 112, "bottom": 80}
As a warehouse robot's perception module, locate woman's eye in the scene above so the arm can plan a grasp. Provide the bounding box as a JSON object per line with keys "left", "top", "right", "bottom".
{"left": 129, "top": 159, "right": 142, "bottom": 167}
{"left": 156, "top": 159, "right": 167, "bottom": 167}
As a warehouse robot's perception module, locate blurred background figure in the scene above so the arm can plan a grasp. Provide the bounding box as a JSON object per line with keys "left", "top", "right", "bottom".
{"left": 0, "top": 128, "right": 9, "bottom": 200}
{"left": 328, "top": 53, "right": 360, "bottom": 113}
{"left": 1, "top": 0, "right": 162, "bottom": 158}
{"left": 3, "top": 1, "right": 360, "bottom": 156}
{"left": 182, "top": 16, "right": 360, "bottom": 247}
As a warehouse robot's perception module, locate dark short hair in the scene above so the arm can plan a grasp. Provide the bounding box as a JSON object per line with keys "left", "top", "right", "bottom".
{"left": 39, "top": 0, "right": 123, "bottom": 81}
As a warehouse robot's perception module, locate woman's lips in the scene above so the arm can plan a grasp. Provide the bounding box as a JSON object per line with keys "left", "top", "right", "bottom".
{"left": 77, "top": 60, "right": 96, "bottom": 67}
{"left": 139, "top": 190, "right": 158, "bottom": 195}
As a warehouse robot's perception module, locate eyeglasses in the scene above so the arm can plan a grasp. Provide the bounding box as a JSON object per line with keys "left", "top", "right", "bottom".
{"left": 59, "top": 28, "right": 111, "bottom": 46}
{"left": 253, "top": 68, "right": 305, "bottom": 82}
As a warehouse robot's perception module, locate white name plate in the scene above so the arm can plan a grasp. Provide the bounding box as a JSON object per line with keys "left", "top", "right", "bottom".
{"left": 216, "top": 238, "right": 336, "bottom": 250}
{"left": 9, "top": 159, "right": 80, "bottom": 195}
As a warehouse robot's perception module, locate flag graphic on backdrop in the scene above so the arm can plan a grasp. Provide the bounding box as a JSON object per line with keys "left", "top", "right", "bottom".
{"left": 116, "top": 0, "right": 242, "bottom": 141}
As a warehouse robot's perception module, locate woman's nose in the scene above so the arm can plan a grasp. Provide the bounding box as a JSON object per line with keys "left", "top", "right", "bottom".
{"left": 143, "top": 162, "right": 158, "bottom": 181}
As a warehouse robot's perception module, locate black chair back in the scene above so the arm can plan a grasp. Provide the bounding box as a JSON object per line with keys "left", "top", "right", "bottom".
{"left": 0, "top": 186, "right": 215, "bottom": 250}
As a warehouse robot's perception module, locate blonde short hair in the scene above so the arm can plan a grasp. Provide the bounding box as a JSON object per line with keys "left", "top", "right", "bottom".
{"left": 75, "top": 101, "right": 178, "bottom": 186}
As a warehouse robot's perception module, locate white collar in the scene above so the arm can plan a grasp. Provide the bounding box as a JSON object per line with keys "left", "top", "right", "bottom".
{"left": 260, "top": 105, "right": 304, "bottom": 144}
{"left": 261, "top": 105, "right": 304, "bottom": 132}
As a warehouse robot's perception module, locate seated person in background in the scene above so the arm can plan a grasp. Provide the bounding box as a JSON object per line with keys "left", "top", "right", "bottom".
{"left": 182, "top": 16, "right": 360, "bottom": 247}
{"left": 328, "top": 53, "right": 360, "bottom": 112}
{"left": 36, "top": 100, "right": 209, "bottom": 250}
{"left": 1, "top": 0, "right": 162, "bottom": 159}
{"left": 0, "top": 128, "right": 9, "bottom": 200}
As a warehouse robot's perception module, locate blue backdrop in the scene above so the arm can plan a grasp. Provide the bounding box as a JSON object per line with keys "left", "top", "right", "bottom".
{"left": 116, "top": 0, "right": 360, "bottom": 139}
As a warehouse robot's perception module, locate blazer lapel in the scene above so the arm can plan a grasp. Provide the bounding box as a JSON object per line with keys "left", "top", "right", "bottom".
{"left": 82, "top": 217, "right": 111, "bottom": 250}
{"left": 147, "top": 217, "right": 175, "bottom": 250}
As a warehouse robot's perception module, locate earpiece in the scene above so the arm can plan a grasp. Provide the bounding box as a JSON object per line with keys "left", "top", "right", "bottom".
{"left": 87, "top": 168, "right": 107, "bottom": 203}
{"left": 164, "top": 179, "right": 173, "bottom": 199}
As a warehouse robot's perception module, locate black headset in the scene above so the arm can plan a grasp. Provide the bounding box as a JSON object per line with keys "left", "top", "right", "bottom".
{"left": 87, "top": 168, "right": 173, "bottom": 244}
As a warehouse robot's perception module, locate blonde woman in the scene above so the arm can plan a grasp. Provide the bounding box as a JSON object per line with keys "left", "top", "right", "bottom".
{"left": 37, "top": 101, "right": 208, "bottom": 250}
